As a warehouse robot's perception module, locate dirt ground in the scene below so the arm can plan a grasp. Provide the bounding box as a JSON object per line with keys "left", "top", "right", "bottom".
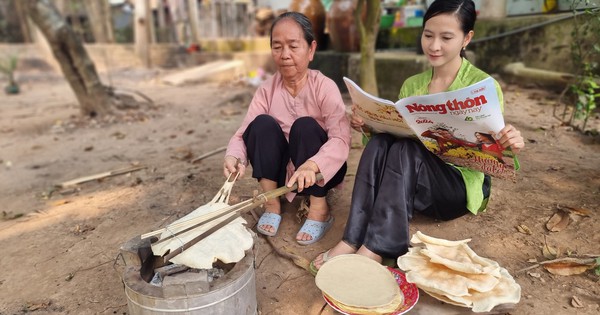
{"left": 0, "top": 64, "right": 599, "bottom": 315}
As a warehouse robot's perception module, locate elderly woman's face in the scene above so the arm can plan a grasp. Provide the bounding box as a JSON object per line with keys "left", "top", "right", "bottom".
{"left": 271, "top": 18, "right": 316, "bottom": 82}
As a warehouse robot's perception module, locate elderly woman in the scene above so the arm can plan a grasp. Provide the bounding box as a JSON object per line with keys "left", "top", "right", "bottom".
{"left": 223, "top": 12, "right": 351, "bottom": 245}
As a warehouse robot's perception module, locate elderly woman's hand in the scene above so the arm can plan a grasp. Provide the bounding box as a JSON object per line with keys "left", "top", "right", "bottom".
{"left": 350, "top": 105, "right": 365, "bottom": 132}
{"left": 223, "top": 155, "right": 246, "bottom": 178}
{"left": 496, "top": 124, "right": 524, "bottom": 153}
{"left": 287, "top": 160, "right": 319, "bottom": 192}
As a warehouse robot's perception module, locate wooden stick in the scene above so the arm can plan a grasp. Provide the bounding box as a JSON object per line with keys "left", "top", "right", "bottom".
{"left": 143, "top": 198, "right": 253, "bottom": 240}
{"left": 191, "top": 146, "right": 227, "bottom": 163}
{"left": 141, "top": 172, "right": 243, "bottom": 242}
{"left": 57, "top": 165, "right": 146, "bottom": 188}
{"left": 162, "top": 174, "right": 323, "bottom": 263}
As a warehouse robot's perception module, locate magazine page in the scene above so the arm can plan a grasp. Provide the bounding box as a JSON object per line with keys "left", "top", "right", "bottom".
{"left": 394, "top": 77, "right": 516, "bottom": 180}
{"left": 343, "top": 77, "right": 415, "bottom": 138}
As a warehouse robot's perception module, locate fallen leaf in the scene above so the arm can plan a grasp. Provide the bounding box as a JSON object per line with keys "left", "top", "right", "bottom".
{"left": 221, "top": 108, "right": 242, "bottom": 116}
{"left": 517, "top": 224, "right": 533, "bottom": 235}
{"left": 571, "top": 296, "right": 584, "bottom": 308}
{"left": 527, "top": 258, "right": 538, "bottom": 263}
{"left": 171, "top": 147, "right": 193, "bottom": 161}
{"left": 50, "top": 199, "right": 70, "bottom": 207}
{"left": 546, "top": 210, "right": 570, "bottom": 232}
{"left": 110, "top": 131, "right": 126, "bottom": 139}
{"left": 544, "top": 262, "right": 595, "bottom": 276}
{"left": 65, "top": 273, "right": 74, "bottom": 281}
{"left": 542, "top": 243, "right": 558, "bottom": 259}
{"left": 559, "top": 205, "right": 592, "bottom": 217}
{"left": 527, "top": 272, "right": 541, "bottom": 278}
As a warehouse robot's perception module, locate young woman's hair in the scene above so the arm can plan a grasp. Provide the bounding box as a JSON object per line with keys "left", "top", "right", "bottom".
{"left": 423, "top": 0, "right": 476, "bottom": 57}
{"left": 269, "top": 12, "right": 315, "bottom": 47}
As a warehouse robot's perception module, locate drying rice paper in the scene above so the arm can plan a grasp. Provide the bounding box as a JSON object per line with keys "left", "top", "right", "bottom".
{"left": 315, "top": 254, "right": 403, "bottom": 312}
{"left": 151, "top": 179, "right": 254, "bottom": 269}
{"left": 399, "top": 248, "right": 500, "bottom": 297}
{"left": 411, "top": 231, "right": 471, "bottom": 246}
{"left": 397, "top": 231, "right": 521, "bottom": 313}
{"left": 444, "top": 268, "right": 521, "bottom": 313}
{"left": 419, "top": 244, "right": 501, "bottom": 276}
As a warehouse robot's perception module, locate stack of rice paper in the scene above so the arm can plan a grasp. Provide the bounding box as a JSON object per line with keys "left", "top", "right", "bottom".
{"left": 315, "top": 254, "right": 404, "bottom": 314}
{"left": 397, "top": 231, "right": 520, "bottom": 313}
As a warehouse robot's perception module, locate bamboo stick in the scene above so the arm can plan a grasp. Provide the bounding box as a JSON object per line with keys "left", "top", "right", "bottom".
{"left": 162, "top": 174, "right": 323, "bottom": 263}
{"left": 141, "top": 197, "right": 253, "bottom": 240}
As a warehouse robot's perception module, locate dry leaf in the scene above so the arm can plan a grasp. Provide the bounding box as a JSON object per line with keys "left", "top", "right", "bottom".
{"left": 50, "top": 199, "right": 70, "bottom": 207}
{"left": 517, "top": 224, "right": 533, "bottom": 235}
{"left": 543, "top": 262, "right": 595, "bottom": 276}
{"left": 571, "top": 296, "right": 584, "bottom": 308}
{"left": 527, "top": 272, "right": 541, "bottom": 278}
{"left": 542, "top": 243, "right": 558, "bottom": 259}
{"left": 110, "top": 131, "right": 126, "bottom": 139}
{"left": 221, "top": 108, "right": 242, "bottom": 116}
{"left": 559, "top": 205, "right": 592, "bottom": 217}
{"left": 546, "top": 210, "right": 570, "bottom": 232}
{"left": 171, "top": 147, "right": 193, "bottom": 161}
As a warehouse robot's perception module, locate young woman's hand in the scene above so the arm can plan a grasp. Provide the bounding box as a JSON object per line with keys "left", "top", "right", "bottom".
{"left": 223, "top": 155, "right": 246, "bottom": 178}
{"left": 350, "top": 105, "right": 365, "bottom": 132}
{"left": 496, "top": 124, "right": 524, "bottom": 153}
{"left": 287, "top": 160, "right": 319, "bottom": 192}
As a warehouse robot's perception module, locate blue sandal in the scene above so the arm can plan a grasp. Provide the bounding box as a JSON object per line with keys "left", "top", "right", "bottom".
{"left": 296, "top": 215, "right": 334, "bottom": 245}
{"left": 256, "top": 212, "right": 281, "bottom": 236}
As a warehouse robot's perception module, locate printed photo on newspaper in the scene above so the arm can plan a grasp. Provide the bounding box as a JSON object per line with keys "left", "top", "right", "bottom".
{"left": 344, "top": 76, "right": 517, "bottom": 180}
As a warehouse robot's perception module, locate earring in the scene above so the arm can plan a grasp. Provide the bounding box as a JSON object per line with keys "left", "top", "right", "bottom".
{"left": 462, "top": 46, "right": 466, "bottom": 51}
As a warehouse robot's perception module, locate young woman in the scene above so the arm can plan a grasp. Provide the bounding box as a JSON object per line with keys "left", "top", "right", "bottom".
{"left": 223, "top": 12, "right": 351, "bottom": 245}
{"left": 311, "top": 0, "right": 524, "bottom": 271}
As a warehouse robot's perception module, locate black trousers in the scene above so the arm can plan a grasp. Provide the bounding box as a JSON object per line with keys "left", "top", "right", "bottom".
{"left": 342, "top": 133, "right": 490, "bottom": 259}
{"left": 242, "top": 114, "right": 347, "bottom": 197}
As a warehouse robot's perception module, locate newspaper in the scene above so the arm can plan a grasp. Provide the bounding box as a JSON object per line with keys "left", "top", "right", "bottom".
{"left": 344, "top": 76, "right": 516, "bottom": 180}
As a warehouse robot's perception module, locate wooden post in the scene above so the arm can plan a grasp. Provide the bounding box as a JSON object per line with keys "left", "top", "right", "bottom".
{"left": 156, "top": 0, "right": 167, "bottom": 42}
{"left": 187, "top": 0, "right": 201, "bottom": 44}
{"left": 210, "top": 0, "right": 218, "bottom": 38}
{"left": 134, "top": 0, "right": 151, "bottom": 67}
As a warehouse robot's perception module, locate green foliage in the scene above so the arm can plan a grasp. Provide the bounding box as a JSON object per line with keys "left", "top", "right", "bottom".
{"left": 568, "top": 0, "right": 600, "bottom": 131}
{"left": 595, "top": 257, "right": 600, "bottom": 276}
{"left": 0, "top": 55, "right": 18, "bottom": 84}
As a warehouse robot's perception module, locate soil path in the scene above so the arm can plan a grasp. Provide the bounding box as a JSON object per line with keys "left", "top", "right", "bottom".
{"left": 0, "top": 69, "right": 598, "bottom": 315}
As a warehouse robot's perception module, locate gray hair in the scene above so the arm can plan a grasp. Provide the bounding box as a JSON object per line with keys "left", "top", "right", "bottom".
{"left": 269, "top": 12, "right": 315, "bottom": 47}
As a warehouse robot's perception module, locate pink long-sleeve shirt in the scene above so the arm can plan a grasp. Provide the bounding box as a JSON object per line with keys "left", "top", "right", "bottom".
{"left": 226, "top": 69, "right": 351, "bottom": 200}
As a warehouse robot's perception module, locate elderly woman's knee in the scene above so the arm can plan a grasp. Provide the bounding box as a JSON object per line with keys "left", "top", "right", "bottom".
{"left": 290, "top": 116, "right": 323, "bottom": 138}
{"left": 250, "top": 114, "right": 279, "bottom": 133}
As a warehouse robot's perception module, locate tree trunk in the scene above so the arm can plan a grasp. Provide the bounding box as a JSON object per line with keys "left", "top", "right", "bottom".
{"left": 13, "top": 0, "right": 33, "bottom": 42}
{"left": 134, "top": 0, "right": 151, "bottom": 67}
{"left": 25, "top": 0, "right": 113, "bottom": 117}
{"left": 84, "top": 0, "right": 114, "bottom": 43}
{"left": 355, "top": 0, "right": 380, "bottom": 96}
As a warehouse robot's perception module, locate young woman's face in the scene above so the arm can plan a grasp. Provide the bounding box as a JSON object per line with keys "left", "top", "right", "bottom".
{"left": 421, "top": 13, "right": 473, "bottom": 68}
{"left": 270, "top": 18, "right": 316, "bottom": 82}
